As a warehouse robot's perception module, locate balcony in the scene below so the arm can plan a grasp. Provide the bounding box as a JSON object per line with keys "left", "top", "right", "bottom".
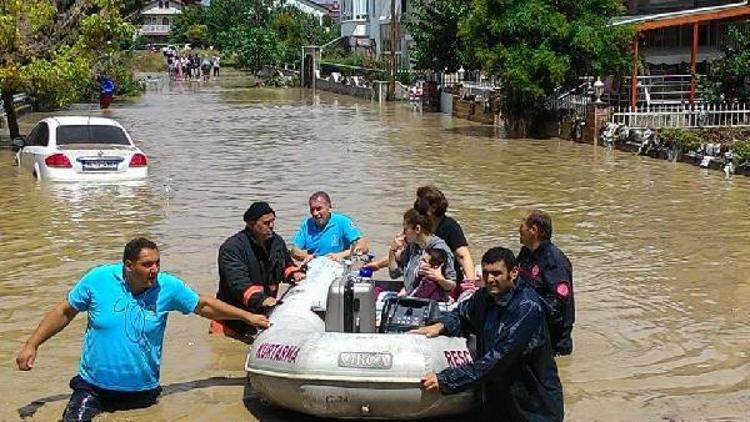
{"left": 140, "top": 25, "right": 171, "bottom": 36}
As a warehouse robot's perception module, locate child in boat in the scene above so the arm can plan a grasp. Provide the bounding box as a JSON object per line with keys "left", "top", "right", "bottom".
{"left": 409, "top": 248, "right": 451, "bottom": 302}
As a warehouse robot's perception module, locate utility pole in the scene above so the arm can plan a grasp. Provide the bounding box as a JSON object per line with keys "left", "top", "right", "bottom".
{"left": 388, "top": 0, "right": 397, "bottom": 101}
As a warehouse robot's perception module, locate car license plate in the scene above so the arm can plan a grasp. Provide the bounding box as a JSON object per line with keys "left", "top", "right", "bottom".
{"left": 81, "top": 160, "right": 120, "bottom": 171}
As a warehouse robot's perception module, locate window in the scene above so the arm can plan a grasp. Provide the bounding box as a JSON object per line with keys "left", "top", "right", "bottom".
{"left": 26, "top": 125, "right": 41, "bottom": 146}
{"left": 36, "top": 123, "right": 49, "bottom": 146}
{"left": 56, "top": 125, "right": 131, "bottom": 146}
{"left": 25, "top": 123, "right": 49, "bottom": 146}
{"left": 158, "top": 1, "right": 163, "bottom": 8}
{"left": 353, "top": 0, "right": 367, "bottom": 20}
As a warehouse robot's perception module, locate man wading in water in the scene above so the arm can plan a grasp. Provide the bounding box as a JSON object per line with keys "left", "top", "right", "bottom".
{"left": 412, "top": 247, "right": 564, "bottom": 421}
{"left": 16, "top": 238, "right": 269, "bottom": 421}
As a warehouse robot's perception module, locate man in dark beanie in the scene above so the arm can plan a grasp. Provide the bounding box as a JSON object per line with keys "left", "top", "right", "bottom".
{"left": 211, "top": 201, "right": 306, "bottom": 341}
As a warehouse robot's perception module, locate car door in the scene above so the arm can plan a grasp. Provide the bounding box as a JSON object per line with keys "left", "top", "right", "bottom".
{"left": 20, "top": 124, "right": 41, "bottom": 172}
{"left": 31, "top": 122, "right": 50, "bottom": 170}
{"left": 21, "top": 123, "right": 50, "bottom": 174}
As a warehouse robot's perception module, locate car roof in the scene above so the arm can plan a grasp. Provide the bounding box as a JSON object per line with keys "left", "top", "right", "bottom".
{"left": 46, "top": 116, "right": 124, "bottom": 128}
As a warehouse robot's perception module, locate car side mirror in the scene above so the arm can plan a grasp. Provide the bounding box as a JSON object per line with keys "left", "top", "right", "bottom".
{"left": 11, "top": 137, "right": 25, "bottom": 148}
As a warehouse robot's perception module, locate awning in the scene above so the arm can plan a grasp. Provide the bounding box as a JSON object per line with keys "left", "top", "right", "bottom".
{"left": 611, "top": 2, "right": 750, "bottom": 30}
{"left": 642, "top": 46, "right": 723, "bottom": 64}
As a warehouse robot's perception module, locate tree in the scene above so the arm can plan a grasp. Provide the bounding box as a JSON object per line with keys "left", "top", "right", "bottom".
{"left": 205, "top": 0, "right": 274, "bottom": 49}
{"left": 270, "top": 6, "right": 337, "bottom": 66}
{"left": 227, "top": 25, "right": 281, "bottom": 72}
{"left": 700, "top": 26, "right": 750, "bottom": 103}
{"left": 1, "top": 1, "right": 135, "bottom": 139}
{"left": 169, "top": 4, "right": 206, "bottom": 45}
{"left": 185, "top": 24, "right": 208, "bottom": 46}
{"left": 406, "top": 0, "right": 471, "bottom": 72}
{"left": 172, "top": 0, "right": 338, "bottom": 71}
{"left": 460, "top": 0, "right": 634, "bottom": 136}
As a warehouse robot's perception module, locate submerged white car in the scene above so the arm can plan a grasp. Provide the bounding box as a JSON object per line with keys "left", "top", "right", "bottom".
{"left": 14, "top": 116, "right": 148, "bottom": 182}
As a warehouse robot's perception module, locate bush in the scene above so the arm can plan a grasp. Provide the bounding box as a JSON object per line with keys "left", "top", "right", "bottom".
{"left": 731, "top": 139, "right": 750, "bottom": 168}
{"left": 659, "top": 128, "right": 701, "bottom": 152}
{"left": 22, "top": 48, "right": 92, "bottom": 111}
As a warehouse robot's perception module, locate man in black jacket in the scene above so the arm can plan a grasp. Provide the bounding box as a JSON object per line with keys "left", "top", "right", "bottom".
{"left": 517, "top": 209, "right": 574, "bottom": 356}
{"left": 412, "top": 247, "right": 563, "bottom": 421}
{"left": 211, "top": 202, "right": 306, "bottom": 340}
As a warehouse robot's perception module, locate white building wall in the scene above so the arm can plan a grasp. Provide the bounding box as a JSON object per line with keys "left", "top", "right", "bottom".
{"left": 340, "top": 0, "right": 410, "bottom": 67}
{"left": 279, "top": 0, "right": 327, "bottom": 23}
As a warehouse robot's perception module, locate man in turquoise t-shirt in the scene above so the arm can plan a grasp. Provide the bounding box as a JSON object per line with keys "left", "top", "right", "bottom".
{"left": 291, "top": 191, "right": 369, "bottom": 262}
{"left": 16, "top": 237, "right": 269, "bottom": 421}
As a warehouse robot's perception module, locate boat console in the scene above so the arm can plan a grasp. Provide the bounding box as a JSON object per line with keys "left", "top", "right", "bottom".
{"left": 378, "top": 296, "right": 441, "bottom": 333}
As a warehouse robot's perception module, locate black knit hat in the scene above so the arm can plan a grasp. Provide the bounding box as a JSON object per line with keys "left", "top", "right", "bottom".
{"left": 243, "top": 201, "right": 275, "bottom": 222}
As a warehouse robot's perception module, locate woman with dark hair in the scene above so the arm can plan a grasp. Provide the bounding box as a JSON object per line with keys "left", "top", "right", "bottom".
{"left": 414, "top": 186, "right": 478, "bottom": 297}
{"left": 389, "top": 209, "right": 456, "bottom": 296}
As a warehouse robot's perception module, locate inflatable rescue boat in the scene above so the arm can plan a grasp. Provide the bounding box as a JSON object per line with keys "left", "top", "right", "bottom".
{"left": 245, "top": 256, "right": 475, "bottom": 419}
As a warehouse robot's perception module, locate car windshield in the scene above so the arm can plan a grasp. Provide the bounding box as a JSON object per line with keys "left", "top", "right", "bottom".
{"left": 56, "top": 125, "right": 130, "bottom": 145}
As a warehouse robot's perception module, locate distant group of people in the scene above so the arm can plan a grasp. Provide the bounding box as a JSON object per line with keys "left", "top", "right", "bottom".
{"left": 165, "top": 49, "right": 220, "bottom": 82}
{"left": 17, "top": 185, "right": 575, "bottom": 421}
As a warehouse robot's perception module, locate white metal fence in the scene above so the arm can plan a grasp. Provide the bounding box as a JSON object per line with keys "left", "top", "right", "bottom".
{"left": 610, "top": 103, "right": 750, "bottom": 129}
{"left": 548, "top": 80, "right": 592, "bottom": 119}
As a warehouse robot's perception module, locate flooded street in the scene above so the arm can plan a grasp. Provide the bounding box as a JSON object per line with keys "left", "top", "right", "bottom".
{"left": 1, "top": 72, "right": 749, "bottom": 421}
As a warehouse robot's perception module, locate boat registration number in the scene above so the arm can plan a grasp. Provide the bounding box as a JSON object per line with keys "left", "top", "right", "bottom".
{"left": 338, "top": 352, "right": 393, "bottom": 369}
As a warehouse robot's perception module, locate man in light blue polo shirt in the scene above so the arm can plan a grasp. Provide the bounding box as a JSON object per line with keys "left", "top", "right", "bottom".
{"left": 291, "top": 191, "right": 370, "bottom": 262}
{"left": 16, "top": 237, "right": 269, "bottom": 421}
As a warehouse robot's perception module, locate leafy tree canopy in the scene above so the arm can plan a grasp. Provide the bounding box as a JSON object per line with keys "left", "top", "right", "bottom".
{"left": 1, "top": 0, "right": 137, "bottom": 137}
{"left": 701, "top": 26, "right": 750, "bottom": 103}
{"left": 170, "top": 0, "right": 338, "bottom": 71}
{"left": 460, "top": 0, "right": 633, "bottom": 134}
{"left": 406, "top": 0, "right": 471, "bottom": 72}
{"left": 406, "top": 0, "right": 633, "bottom": 135}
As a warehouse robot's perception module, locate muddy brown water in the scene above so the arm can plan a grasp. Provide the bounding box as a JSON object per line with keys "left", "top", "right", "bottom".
{"left": 1, "top": 72, "right": 749, "bottom": 421}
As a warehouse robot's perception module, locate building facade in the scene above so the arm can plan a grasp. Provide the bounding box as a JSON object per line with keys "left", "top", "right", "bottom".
{"left": 139, "top": 0, "right": 185, "bottom": 45}
{"left": 278, "top": 0, "right": 330, "bottom": 24}
{"left": 614, "top": 1, "right": 750, "bottom": 73}
{"left": 340, "top": 0, "right": 411, "bottom": 69}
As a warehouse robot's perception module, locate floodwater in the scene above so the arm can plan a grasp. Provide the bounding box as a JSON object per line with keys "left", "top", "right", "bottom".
{"left": 1, "top": 72, "right": 749, "bottom": 421}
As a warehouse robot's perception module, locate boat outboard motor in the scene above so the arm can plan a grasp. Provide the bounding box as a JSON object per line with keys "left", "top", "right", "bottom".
{"left": 325, "top": 269, "right": 376, "bottom": 333}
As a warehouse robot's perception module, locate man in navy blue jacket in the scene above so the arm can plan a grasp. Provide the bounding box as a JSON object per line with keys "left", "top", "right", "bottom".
{"left": 411, "top": 247, "right": 563, "bottom": 421}
{"left": 517, "top": 209, "right": 574, "bottom": 356}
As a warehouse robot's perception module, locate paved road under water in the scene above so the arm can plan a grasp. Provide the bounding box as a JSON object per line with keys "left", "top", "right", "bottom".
{"left": 1, "top": 72, "right": 749, "bottom": 421}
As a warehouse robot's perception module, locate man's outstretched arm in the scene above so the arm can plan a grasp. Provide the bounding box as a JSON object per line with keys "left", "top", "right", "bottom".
{"left": 193, "top": 295, "right": 270, "bottom": 328}
{"left": 17, "top": 300, "right": 79, "bottom": 370}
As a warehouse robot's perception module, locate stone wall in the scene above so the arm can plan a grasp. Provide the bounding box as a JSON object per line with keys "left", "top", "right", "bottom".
{"left": 315, "top": 78, "right": 375, "bottom": 100}
{"left": 452, "top": 93, "right": 500, "bottom": 125}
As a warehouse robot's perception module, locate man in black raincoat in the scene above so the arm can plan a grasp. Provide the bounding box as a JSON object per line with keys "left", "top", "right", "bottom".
{"left": 211, "top": 202, "right": 306, "bottom": 340}
{"left": 412, "top": 247, "right": 563, "bottom": 421}
{"left": 517, "top": 209, "right": 574, "bottom": 356}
